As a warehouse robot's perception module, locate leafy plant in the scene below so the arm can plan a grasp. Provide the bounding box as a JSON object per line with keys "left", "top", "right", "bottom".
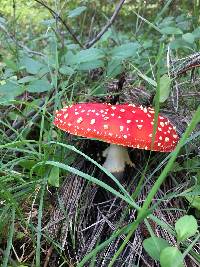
{"left": 143, "top": 215, "right": 199, "bottom": 267}
{"left": 0, "top": 1, "right": 200, "bottom": 266}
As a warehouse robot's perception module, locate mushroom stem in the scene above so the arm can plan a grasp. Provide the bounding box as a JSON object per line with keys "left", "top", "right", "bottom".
{"left": 102, "top": 144, "right": 134, "bottom": 173}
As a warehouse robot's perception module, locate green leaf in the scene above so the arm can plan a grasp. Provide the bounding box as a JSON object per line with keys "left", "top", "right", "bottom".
{"left": 182, "top": 33, "right": 195, "bottom": 44}
{"left": 143, "top": 237, "right": 170, "bottom": 261}
{"left": 111, "top": 42, "right": 139, "bottom": 59}
{"left": 0, "top": 81, "right": 24, "bottom": 103}
{"left": 77, "top": 60, "right": 104, "bottom": 71}
{"left": 18, "top": 76, "right": 36, "bottom": 84}
{"left": 72, "top": 48, "right": 104, "bottom": 64}
{"left": 192, "top": 27, "right": 200, "bottom": 38}
{"left": 48, "top": 166, "right": 60, "bottom": 187}
{"left": 4, "top": 59, "right": 18, "bottom": 71}
{"left": 186, "top": 196, "right": 200, "bottom": 211}
{"left": 160, "top": 27, "right": 183, "bottom": 35}
{"left": 169, "top": 39, "right": 192, "bottom": 49}
{"left": 159, "top": 74, "right": 171, "bottom": 103}
{"left": 20, "top": 56, "right": 43, "bottom": 74}
{"left": 68, "top": 6, "right": 87, "bottom": 18}
{"left": 27, "top": 79, "right": 52, "bottom": 93}
{"left": 160, "top": 247, "right": 184, "bottom": 267}
{"left": 175, "top": 215, "right": 198, "bottom": 242}
{"left": 106, "top": 59, "right": 122, "bottom": 77}
{"left": 19, "top": 159, "right": 37, "bottom": 170}
{"left": 59, "top": 66, "right": 75, "bottom": 75}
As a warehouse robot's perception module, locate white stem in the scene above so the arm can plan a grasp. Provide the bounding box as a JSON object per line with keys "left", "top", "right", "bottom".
{"left": 102, "top": 144, "right": 134, "bottom": 173}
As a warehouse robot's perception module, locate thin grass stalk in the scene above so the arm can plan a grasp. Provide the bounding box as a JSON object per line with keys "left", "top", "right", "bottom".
{"left": 2, "top": 207, "right": 15, "bottom": 267}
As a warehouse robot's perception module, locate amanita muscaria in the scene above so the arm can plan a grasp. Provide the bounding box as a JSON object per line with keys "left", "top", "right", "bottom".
{"left": 53, "top": 103, "right": 179, "bottom": 173}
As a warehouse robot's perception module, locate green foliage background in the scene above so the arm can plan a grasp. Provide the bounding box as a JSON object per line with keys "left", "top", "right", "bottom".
{"left": 0, "top": 1, "right": 200, "bottom": 267}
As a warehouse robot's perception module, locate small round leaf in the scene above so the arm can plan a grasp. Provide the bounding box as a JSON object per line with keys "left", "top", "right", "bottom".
{"left": 143, "top": 237, "right": 170, "bottom": 261}
{"left": 175, "top": 215, "right": 198, "bottom": 242}
{"left": 160, "top": 247, "right": 184, "bottom": 267}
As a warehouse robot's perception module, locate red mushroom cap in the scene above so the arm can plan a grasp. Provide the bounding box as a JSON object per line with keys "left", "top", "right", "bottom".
{"left": 53, "top": 103, "right": 179, "bottom": 152}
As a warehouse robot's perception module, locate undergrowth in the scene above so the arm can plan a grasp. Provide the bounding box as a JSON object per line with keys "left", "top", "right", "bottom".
{"left": 0, "top": 1, "right": 200, "bottom": 266}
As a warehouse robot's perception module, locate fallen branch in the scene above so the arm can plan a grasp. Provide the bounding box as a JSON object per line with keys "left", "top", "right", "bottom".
{"left": 86, "top": 0, "right": 126, "bottom": 48}
{"left": 34, "top": 0, "right": 84, "bottom": 48}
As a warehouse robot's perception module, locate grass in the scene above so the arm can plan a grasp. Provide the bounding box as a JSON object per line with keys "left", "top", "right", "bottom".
{"left": 0, "top": 1, "right": 200, "bottom": 266}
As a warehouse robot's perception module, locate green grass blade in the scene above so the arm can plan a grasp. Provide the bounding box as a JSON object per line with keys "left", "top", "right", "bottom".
{"left": 2, "top": 207, "right": 16, "bottom": 267}
{"left": 36, "top": 182, "right": 46, "bottom": 267}
{"left": 49, "top": 141, "right": 135, "bottom": 204}
{"left": 42, "top": 160, "right": 138, "bottom": 209}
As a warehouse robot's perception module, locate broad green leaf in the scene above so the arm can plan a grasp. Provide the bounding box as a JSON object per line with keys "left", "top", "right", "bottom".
{"left": 192, "top": 27, "right": 200, "bottom": 38}
{"left": 175, "top": 215, "right": 198, "bottom": 242}
{"left": 59, "top": 66, "right": 75, "bottom": 75}
{"left": 158, "top": 16, "right": 174, "bottom": 27}
{"left": 38, "top": 65, "right": 50, "bottom": 76}
{"left": 77, "top": 60, "right": 104, "bottom": 71}
{"left": 0, "top": 81, "right": 24, "bottom": 103}
{"left": 106, "top": 59, "right": 122, "bottom": 77}
{"left": 4, "top": 59, "right": 18, "bottom": 71}
{"left": 169, "top": 39, "right": 192, "bottom": 49}
{"left": 182, "top": 33, "right": 195, "bottom": 44}
{"left": 143, "top": 237, "right": 170, "bottom": 261}
{"left": 27, "top": 79, "right": 52, "bottom": 93}
{"left": 160, "top": 247, "right": 184, "bottom": 267}
{"left": 68, "top": 6, "right": 87, "bottom": 18}
{"left": 64, "top": 50, "right": 76, "bottom": 65}
{"left": 20, "top": 56, "right": 43, "bottom": 74}
{"left": 18, "top": 76, "right": 36, "bottom": 84}
{"left": 111, "top": 42, "right": 139, "bottom": 59}
{"left": 159, "top": 74, "right": 171, "bottom": 103}
{"left": 72, "top": 48, "right": 104, "bottom": 64}
{"left": 48, "top": 166, "right": 59, "bottom": 187}
{"left": 160, "top": 27, "right": 183, "bottom": 35}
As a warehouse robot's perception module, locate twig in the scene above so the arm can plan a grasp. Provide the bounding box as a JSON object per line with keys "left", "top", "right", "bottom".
{"left": 43, "top": 246, "right": 53, "bottom": 267}
{"left": 34, "top": 0, "right": 84, "bottom": 48}
{"left": 86, "top": 0, "right": 126, "bottom": 48}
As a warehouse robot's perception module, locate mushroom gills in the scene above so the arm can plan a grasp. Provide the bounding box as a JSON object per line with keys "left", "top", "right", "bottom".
{"left": 102, "top": 144, "right": 134, "bottom": 173}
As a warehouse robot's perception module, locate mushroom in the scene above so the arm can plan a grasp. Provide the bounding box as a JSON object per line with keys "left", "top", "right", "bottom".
{"left": 53, "top": 103, "right": 179, "bottom": 173}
